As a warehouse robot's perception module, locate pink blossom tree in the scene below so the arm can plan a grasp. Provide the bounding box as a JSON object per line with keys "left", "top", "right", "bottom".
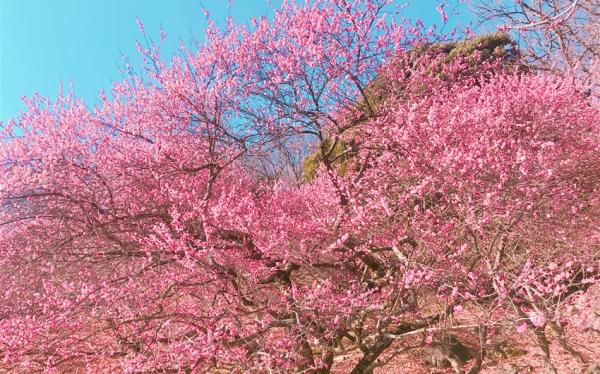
{"left": 1, "top": 1, "right": 599, "bottom": 373}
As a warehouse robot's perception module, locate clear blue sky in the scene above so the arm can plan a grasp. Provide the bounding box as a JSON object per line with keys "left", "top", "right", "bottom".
{"left": 0, "top": 1, "right": 471, "bottom": 123}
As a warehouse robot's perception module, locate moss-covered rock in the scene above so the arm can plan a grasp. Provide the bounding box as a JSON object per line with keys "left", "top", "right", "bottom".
{"left": 302, "top": 137, "right": 356, "bottom": 181}
{"left": 302, "top": 33, "right": 518, "bottom": 181}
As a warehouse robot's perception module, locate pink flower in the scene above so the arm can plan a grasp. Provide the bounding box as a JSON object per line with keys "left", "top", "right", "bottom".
{"left": 425, "top": 335, "right": 434, "bottom": 345}
{"left": 529, "top": 311, "right": 547, "bottom": 328}
{"left": 436, "top": 4, "right": 448, "bottom": 23}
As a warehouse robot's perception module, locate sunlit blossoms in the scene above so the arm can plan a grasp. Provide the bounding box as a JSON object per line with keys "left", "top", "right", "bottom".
{"left": 0, "top": 1, "right": 599, "bottom": 373}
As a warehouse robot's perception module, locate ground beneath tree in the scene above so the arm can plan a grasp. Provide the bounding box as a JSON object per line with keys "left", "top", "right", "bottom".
{"left": 332, "top": 285, "right": 600, "bottom": 374}
{"left": 331, "top": 328, "right": 600, "bottom": 373}
{"left": 3, "top": 287, "right": 599, "bottom": 374}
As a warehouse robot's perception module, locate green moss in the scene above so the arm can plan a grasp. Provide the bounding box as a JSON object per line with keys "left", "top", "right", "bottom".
{"left": 302, "top": 149, "right": 322, "bottom": 181}
{"left": 446, "top": 32, "right": 515, "bottom": 62}
{"left": 302, "top": 137, "right": 355, "bottom": 181}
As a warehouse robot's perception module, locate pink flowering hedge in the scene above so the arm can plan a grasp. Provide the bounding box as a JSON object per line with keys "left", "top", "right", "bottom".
{"left": 0, "top": 1, "right": 598, "bottom": 373}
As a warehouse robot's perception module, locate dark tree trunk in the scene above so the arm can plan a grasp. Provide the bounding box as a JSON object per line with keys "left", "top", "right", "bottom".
{"left": 349, "top": 338, "right": 392, "bottom": 374}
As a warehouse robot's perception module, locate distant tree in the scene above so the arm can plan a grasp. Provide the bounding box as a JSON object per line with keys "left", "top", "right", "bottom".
{"left": 473, "top": 0, "right": 599, "bottom": 96}
{"left": 0, "top": 1, "right": 599, "bottom": 373}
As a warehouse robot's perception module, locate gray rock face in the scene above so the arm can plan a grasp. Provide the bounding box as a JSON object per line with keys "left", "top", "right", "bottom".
{"left": 488, "top": 340, "right": 528, "bottom": 361}
{"left": 424, "top": 335, "right": 471, "bottom": 373}
{"left": 503, "top": 363, "right": 534, "bottom": 374}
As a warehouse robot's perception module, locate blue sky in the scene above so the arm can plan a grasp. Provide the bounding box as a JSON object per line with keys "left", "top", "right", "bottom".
{"left": 0, "top": 1, "right": 472, "bottom": 123}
